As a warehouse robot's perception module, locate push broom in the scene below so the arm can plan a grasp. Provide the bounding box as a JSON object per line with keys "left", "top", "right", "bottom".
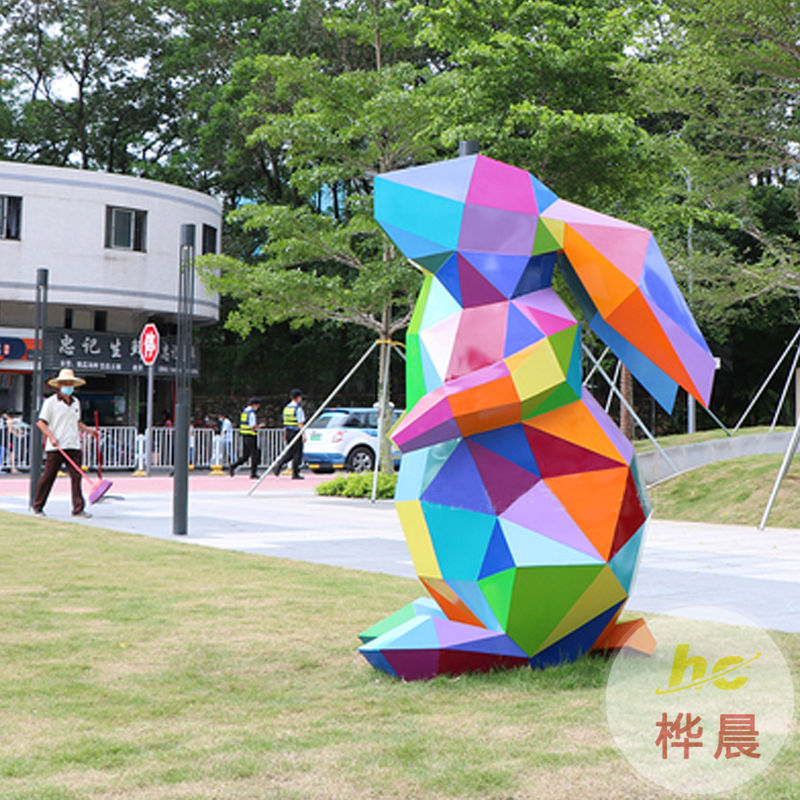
{"left": 57, "top": 446, "right": 113, "bottom": 504}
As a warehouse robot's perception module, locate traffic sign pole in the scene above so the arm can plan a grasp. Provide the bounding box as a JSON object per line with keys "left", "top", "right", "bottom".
{"left": 137, "top": 323, "right": 160, "bottom": 479}
{"left": 145, "top": 363, "right": 154, "bottom": 477}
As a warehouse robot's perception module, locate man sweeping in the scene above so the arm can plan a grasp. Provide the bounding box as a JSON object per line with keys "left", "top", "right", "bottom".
{"left": 31, "top": 368, "right": 99, "bottom": 517}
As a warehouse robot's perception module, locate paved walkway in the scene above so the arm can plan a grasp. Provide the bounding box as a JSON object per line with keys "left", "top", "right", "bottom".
{"left": 1, "top": 472, "right": 799, "bottom": 633}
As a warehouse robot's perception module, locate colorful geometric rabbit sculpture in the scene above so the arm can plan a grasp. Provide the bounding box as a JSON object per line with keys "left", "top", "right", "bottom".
{"left": 359, "top": 155, "right": 715, "bottom": 680}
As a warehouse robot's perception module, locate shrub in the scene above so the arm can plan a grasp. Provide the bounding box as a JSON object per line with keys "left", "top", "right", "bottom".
{"left": 316, "top": 472, "right": 397, "bottom": 499}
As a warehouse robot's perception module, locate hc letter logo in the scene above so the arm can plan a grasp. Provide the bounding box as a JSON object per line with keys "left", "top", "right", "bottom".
{"left": 654, "top": 644, "right": 761, "bottom": 695}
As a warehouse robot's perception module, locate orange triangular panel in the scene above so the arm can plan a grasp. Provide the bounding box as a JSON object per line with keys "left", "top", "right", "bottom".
{"left": 606, "top": 291, "right": 700, "bottom": 399}
{"left": 567, "top": 223, "right": 651, "bottom": 283}
{"left": 544, "top": 467, "right": 629, "bottom": 560}
{"left": 524, "top": 397, "right": 628, "bottom": 464}
{"left": 562, "top": 227, "right": 638, "bottom": 317}
{"left": 421, "top": 576, "right": 486, "bottom": 628}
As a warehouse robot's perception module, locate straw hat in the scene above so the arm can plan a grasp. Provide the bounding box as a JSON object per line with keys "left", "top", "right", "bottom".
{"left": 47, "top": 368, "right": 86, "bottom": 388}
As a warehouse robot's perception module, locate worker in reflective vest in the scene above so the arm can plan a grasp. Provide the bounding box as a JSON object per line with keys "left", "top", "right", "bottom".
{"left": 230, "top": 397, "right": 262, "bottom": 478}
{"left": 273, "top": 388, "right": 305, "bottom": 479}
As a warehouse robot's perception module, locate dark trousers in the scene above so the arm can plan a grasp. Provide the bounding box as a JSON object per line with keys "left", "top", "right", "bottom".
{"left": 33, "top": 449, "right": 85, "bottom": 514}
{"left": 232, "top": 435, "right": 259, "bottom": 477}
{"left": 276, "top": 428, "right": 303, "bottom": 477}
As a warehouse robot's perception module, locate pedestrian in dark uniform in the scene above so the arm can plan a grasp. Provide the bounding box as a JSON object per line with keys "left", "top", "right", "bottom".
{"left": 230, "top": 397, "right": 262, "bottom": 478}
{"left": 273, "top": 389, "right": 305, "bottom": 479}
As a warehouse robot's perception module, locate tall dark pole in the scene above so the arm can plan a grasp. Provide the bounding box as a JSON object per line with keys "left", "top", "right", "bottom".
{"left": 29, "top": 268, "right": 48, "bottom": 508}
{"left": 173, "top": 225, "right": 195, "bottom": 536}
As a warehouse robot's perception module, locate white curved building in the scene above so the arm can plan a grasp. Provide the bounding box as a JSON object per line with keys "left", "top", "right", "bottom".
{"left": 0, "top": 160, "right": 221, "bottom": 424}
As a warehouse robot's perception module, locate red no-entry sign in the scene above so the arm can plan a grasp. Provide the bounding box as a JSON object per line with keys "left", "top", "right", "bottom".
{"left": 139, "top": 323, "right": 160, "bottom": 366}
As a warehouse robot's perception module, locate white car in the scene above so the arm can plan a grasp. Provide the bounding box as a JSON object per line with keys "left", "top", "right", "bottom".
{"left": 303, "top": 407, "right": 403, "bottom": 472}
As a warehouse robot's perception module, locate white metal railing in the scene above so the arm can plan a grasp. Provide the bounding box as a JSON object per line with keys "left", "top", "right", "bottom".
{"left": 0, "top": 424, "right": 286, "bottom": 472}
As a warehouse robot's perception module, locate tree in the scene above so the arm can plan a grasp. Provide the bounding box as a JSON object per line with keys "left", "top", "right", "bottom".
{"left": 0, "top": 0, "right": 175, "bottom": 171}
{"left": 199, "top": 41, "right": 439, "bottom": 470}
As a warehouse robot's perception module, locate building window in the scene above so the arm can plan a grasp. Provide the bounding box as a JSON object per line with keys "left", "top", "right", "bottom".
{"left": 0, "top": 195, "right": 22, "bottom": 240}
{"left": 64, "top": 308, "right": 73, "bottom": 329}
{"left": 94, "top": 310, "right": 107, "bottom": 332}
{"left": 105, "top": 206, "right": 146, "bottom": 251}
{"left": 202, "top": 224, "right": 217, "bottom": 255}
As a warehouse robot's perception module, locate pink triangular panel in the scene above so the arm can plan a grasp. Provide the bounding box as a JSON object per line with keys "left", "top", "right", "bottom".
{"left": 500, "top": 482, "right": 603, "bottom": 560}
{"left": 468, "top": 440, "right": 540, "bottom": 514}
{"left": 543, "top": 199, "right": 647, "bottom": 231}
{"left": 567, "top": 225, "right": 651, "bottom": 283}
{"left": 513, "top": 289, "right": 576, "bottom": 329}
{"left": 446, "top": 304, "right": 508, "bottom": 381}
{"left": 465, "top": 155, "right": 538, "bottom": 214}
{"left": 420, "top": 312, "right": 461, "bottom": 379}
{"left": 443, "top": 359, "right": 512, "bottom": 393}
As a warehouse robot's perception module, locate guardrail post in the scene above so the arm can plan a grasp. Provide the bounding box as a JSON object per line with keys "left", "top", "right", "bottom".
{"left": 132, "top": 433, "right": 146, "bottom": 476}
{"left": 210, "top": 433, "right": 224, "bottom": 475}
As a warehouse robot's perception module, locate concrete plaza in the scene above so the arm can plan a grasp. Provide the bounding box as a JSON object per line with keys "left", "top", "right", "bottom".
{"left": 1, "top": 471, "right": 799, "bottom": 633}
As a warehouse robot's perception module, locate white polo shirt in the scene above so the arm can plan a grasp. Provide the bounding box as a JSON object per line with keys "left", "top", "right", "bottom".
{"left": 38, "top": 393, "right": 82, "bottom": 451}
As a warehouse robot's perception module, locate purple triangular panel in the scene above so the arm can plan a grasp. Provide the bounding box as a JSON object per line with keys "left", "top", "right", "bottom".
{"left": 460, "top": 251, "right": 530, "bottom": 298}
{"left": 465, "top": 155, "right": 537, "bottom": 214}
{"left": 382, "top": 649, "right": 440, "bottom": 681}
{"left": 421, "top": 439, "right": 494, "bottom": 514}
{"left": 458, "top": 255, "right": 508, "bottom": 307}
{"left": 432, "top": 617, "right": 492, "bottom": 648}
{"left": 500, "top": 482, "right": 602, "bottom": 560}
{"left": 468, "top": 440, "right": 540, "bottom": 514}
{"left": 512, "top": 290, "right": 576, "bottom": 336}
{"left": 383, "top": 155, "right": 477, "bottom": 202}
{"left": 478, "top": 521, "right": 516, "bottom": 579}
{"left": 504, "top": 302, "right": 545, "bottom": 357}
{"left": 458, "top": 203, "right": 537, "bottom": 256}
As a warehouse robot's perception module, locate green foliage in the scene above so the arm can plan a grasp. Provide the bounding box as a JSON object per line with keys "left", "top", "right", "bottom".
{"left": 316, "top": 471, "right": 397, "bottom": 498}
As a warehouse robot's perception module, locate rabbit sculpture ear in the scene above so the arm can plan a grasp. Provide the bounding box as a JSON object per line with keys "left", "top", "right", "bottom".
{"left": 542, "top": 199, "right": 715, "bottom": 413}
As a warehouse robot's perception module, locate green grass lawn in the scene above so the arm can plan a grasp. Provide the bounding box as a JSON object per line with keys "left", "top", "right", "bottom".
{"left": 649, "top": 453, "right": 800, "bottom": 528}
{"left": 1, "top": 512, "right": 799, "bottom": 799}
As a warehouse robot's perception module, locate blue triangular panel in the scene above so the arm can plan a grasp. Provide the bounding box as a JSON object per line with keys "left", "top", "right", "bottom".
{"left": 531, "top": 175, "right": 559, "bottom": 213}
{"left": 512, "top": 253, "right": 557, "bottom": 296}
{"left": 641, "top": 236, "right": 707, "bottom": 349}
{"left": 446, "top": 577, "right": 505, "bottom": 632}
{"left": 471, "top": 423, "right": 539, "bottom": 476}
{"left": 435, "top": 253, "right": 462, "bottom": 306}
{"left": 378, "top": 156, "right": 477, "bottom": 202}
{"left": 358, "top": 648, "right": 398, "bottom": 676}
{"left": 460, "top": 252, "right": 530, "bottom": 298}
{"left": 380, "top": 222, "right": 452, "bottom": 262}
{"left": 421, "top": 502, "right": 497, "bottom": 582}
{"left": 499, "top": 519, "right": 605, "bottom": 567}
{"left": 504, "top": 302, "right": 544, "bottom": 358}
{"left": 422, "top": 440, "right": 494, "bottom": 514}
{"left": 418, "top": 339, "right": 444, "bottom": 394}
{"left": 478, "top": 521, "right": 516, "bottom": 579}
{"left": 608, "top": 524, "right": 645, "bottom": 594}
{"left": 528, "top": 601, "right": 623, "bottom": 669}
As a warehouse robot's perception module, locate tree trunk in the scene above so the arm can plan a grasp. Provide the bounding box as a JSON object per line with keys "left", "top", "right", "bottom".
{"left": 620, "top": 365, "right": 634, "bottom": 440}
{"left": 377, "top": 306, "right": 394, "bottom": 475}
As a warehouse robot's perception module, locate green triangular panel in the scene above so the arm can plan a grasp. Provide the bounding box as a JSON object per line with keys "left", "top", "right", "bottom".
{"left": 407, "top": 276, "right": 432, "bottom": 336}
{"left": 478, "top": 568, "right": 517, "bottom": 630}
{"left": 505, "top": 565, "right": 605, "bottom": 655}
{"left": 548, "top": 325, "right": 579, "bottom": 374}
{"left": 525, "top": 382, "right": 581, "bottom": 418}
{"left": 405, "top": 334, "right": 426, "bottom": 409}
{"left": 532, "top": 219, "right": 562, "bottom": 255}
{"left": 416, "top": 251, "right": 456, "bottom": 275}
{"left": 519, "top": 385, "right": 558, "bottom": 419}
{"left": 358, "top": 602, "right": 417, "bottom": 643}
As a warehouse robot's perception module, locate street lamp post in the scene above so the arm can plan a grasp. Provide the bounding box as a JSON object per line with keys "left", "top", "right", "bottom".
{"left": 173, "top": 225, "right": 195, "bottom": 536}
{"left": 28, "top": 268, "right": 48, "bottom": 508}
